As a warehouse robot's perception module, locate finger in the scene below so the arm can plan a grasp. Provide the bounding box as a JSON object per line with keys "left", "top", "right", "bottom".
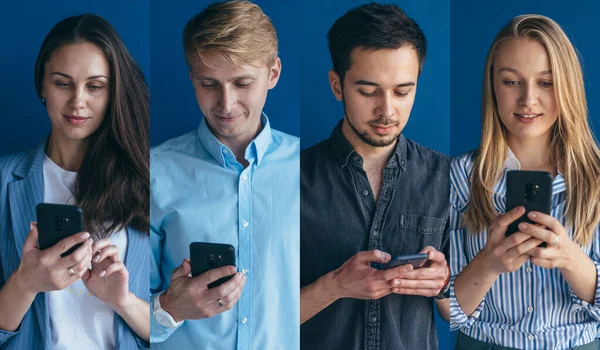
{"left": 219, "top": 277, "right": 245, "bottom": 309}
{"left": 56, "top": 238, "right": 93, "bottom": 270}
{"left": 197, "top": 265, "right": 237, "bottom": 286}
{"left": 422, "top": 248, "right": 445, "bottom": 264}
{"left": 99, "top": 261, "right": 126, "bottom": 278}
{"left": 51, "top": 231, "right": 91, "bottom": 257}
{"left": 528, "top": 246, "right": 558, "bottom": 260}
{"left": 390, "top": 278, "right": 445, "bottom": 290}
{"left": 497, "top": 231, "right": 535, "bottom": 253}
{"left": 528, "top": 212, "right": 562, "bottom": 234}
{"left": 391, "top": 286, "right": 440, "bottom": 297}
{"left": 379, "top": 263, "right": 414, "bottom": 281}
{"left": 354, "top": 250, "right": 391, "bottom": 265}
{"left": 531, "top": 257, "right": 556, "bottom": 269}
{"left": 65, "top": 252, "right": 93, "bottom": 282}
{"left": 518, "top": 223, "right": 557, "bottom": 245}
{"left": 92, "top": 238, "right": 111, "bottom": 255}
{"left": 93, "top": 245, "right": 119, "bottom": 263}
{"left": 23, "top": 222, "right": 40, "bottom": 251}
{"left": 171, "top": 258, "right": 192, "bottom": 280}
{"left": 206, "top": 272, "right": 245, "bottom": 299}
{"left": 400, "top": 265, "right": 447, "bottom": 280}
{"left": 505, "top": 237, "right": 544, "bottom": 259}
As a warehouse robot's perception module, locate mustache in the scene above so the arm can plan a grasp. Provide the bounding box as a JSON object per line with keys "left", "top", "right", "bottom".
{"left": 369, "top": 116, "right": 398, "bottom": 126}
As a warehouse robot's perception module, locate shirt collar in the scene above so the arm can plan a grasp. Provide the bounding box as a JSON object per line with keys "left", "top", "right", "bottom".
{"left": 197, "top": 112, "right": 272, "bottom": 168}
{"left": 330, "top": 119, "right": 406, "bottom": 170}
{"left": 502, "top": 146, "right": 565, "bottom": 196}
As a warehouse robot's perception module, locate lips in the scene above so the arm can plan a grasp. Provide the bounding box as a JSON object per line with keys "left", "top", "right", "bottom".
{"left": 370, "top": 123, "right": 396, "bottom": 135}
{"left": 514, "top": 112, "right": 542, "bottom": 119}
{"left": 215, "top": 114, "right": 241, "bottom": 124}
{"left": 64, "top": 115, "right": 90, "bottom": 125}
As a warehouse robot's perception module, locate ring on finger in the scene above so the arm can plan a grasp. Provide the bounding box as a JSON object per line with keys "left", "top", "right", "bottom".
{"left": 217, "top": 299, "right": 224, "bottom": 308}
{"left": 68, "top": 267, "right": 75, "bottom": 276}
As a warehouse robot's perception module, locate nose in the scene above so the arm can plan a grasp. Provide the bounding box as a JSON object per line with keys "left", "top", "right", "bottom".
{"left": 375, "top": 92, "right": 395, "bottom": 118}
{"left": 518, "top": 82, "right": 538, "bottom": 107}
{"left": 217, "top": 85, "right": 236, "bottom": 114}
{"left": 70, "top": 87, "right": 86, "bottom": 110}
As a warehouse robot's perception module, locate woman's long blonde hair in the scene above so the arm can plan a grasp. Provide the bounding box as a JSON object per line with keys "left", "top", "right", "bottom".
{"left": 464, "top": 14, "right": 600, "bottom": 246}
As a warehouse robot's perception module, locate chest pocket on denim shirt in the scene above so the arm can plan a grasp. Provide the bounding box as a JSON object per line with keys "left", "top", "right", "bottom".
{"left": 391, "top": 214, "right": 446, "bottom": 255}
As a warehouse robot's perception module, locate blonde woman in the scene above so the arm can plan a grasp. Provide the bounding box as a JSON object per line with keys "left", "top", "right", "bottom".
{"left": 449, "top": 15, "right": 600, "bottom": 350}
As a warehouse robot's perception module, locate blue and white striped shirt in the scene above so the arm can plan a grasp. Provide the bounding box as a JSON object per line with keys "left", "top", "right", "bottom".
{"left": 449, "top": 150, "right": 600, "bottom": 349}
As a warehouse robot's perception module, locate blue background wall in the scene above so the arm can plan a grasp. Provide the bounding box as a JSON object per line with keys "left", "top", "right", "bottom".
{"left": 0, "top": 0, "right": 150, "bottom": 156}
{"left": 298, "top": 0, "right": 452, "bottom": 348}
{"left": 150, "top": 0, "right": 300, "bottom": 146}
{"left": 450, "top": 0, "right": 600, "bottom": 156}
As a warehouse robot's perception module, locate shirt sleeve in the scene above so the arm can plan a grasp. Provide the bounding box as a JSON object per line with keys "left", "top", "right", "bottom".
{"left": 150, "top": 291, "right": 184, "bottom": 343}
{"left": 567, "top": 226, "right": 600, "bottom": 321}
{"left": 449, "top": 157, "right": 487, "bottom": 331}
{"left": 0, "top": 245, "right": 25, "bottom": 345}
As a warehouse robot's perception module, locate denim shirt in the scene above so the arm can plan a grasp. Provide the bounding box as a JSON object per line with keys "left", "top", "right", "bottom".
{"left": 300, "top": 121, "right": 450, "bottom": 350}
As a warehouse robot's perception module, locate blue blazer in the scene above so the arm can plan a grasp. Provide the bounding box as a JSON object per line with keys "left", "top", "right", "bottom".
{"left": 0, "top": 142, "right": 149, "bottom": 349}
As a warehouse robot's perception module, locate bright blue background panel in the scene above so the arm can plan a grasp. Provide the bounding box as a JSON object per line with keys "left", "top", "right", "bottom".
{"left": 450, "top": 0, "right": 600, "bottom": 156}
{"left": 298, "top": 0, "right": 452, "bottom": 348}
{"left": 0, "top": 0, "right": 150, "bottom": 156}
{"left": 299, "top": 0, "right": 450, "bottom": 156}
{"left": 150, "top": 0, "right": 300, "bottom": 146}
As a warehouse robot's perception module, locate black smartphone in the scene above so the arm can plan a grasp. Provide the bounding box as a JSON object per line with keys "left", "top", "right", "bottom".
{"left": 381, "top": 253, "right": 429, "bottom": 269}
{"left": 189, "top": 242, "right": 236, "bottom": 288}
{"left": 505, "top": 170, "right": 552, "bottom": 246}
{"left": 36, "top": 203, "right": 84, "bottom": 257}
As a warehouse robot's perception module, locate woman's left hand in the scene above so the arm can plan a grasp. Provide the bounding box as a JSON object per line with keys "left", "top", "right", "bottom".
{"left": 82, "top": 238, "right": 131, "bottom": 310}
{"left": 518, "top": 211, "right": 577, "bottom": 270}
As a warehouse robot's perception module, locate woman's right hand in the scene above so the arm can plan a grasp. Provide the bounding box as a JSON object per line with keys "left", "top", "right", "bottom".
{"left": 480, "top": 206, "right": 543, "bottom": 275}
{"left": 13, "top": 222, "right": 93, "bottom": 294}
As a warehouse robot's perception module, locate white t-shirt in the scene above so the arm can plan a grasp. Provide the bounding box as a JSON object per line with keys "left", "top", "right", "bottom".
{"left": 43, "top": 155, "right": 128, "bottom": 350}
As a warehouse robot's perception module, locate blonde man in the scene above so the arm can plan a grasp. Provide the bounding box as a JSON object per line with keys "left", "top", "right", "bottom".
{"left": 149, "top": 1, "right": 299, "bottom": 349}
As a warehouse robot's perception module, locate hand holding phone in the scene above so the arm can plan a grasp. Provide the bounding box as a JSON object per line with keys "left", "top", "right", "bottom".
{"left": 190, "top": 242, "right": 236, "bottom": 288}
{"left": 13, "top": 221, "right": 93, "bottom": 294}
{"left": 381, "top": 254, "right": 429, "bottom": 269}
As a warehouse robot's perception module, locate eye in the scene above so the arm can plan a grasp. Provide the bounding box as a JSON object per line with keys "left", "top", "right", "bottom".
{"left": 236, "top": 82, "right": 253, "bottom": 88}
{"left": 88, "top": 85, "right": 103, "bottom": 91}
{"left": 358, "top": 90, "right": 378, "bottom": 97}
{"left": 55, "top": 82, "right": 71, "bottom": 89}
{"left": 201, "top": 83, "right": 218, "bottom": 90}
{"left": 503, "top": 80, "right": 520, "bottom": 86}
{"left": 395, "top": 91, "right": 409, "bottom": 97}
{"left": 539, "top": 81, "right": 553, "bottom": 88}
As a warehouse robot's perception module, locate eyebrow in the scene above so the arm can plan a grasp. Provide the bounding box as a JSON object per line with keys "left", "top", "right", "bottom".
{"left": 196, "top": 74, "right": 256, "bottom": 82}
{"left": 353, "top": 79, "right": 415, "bottom": 88}
{"left": 498, "top": 67, "right": 552, "bottom": 75}
{"left": 50, "top": 72, "right": 108, "bottom": 80}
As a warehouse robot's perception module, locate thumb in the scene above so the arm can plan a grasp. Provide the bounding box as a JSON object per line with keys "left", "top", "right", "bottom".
{"left": 171, "top": 258, "right": 192, "bottom": 280}
{"left": 23, "top": 222, "right": 40, "bottom": 251}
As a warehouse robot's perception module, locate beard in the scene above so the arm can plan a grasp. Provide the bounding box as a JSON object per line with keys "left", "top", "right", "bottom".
{"left": 342, "top": 96, "right": 400, "bottom": 148}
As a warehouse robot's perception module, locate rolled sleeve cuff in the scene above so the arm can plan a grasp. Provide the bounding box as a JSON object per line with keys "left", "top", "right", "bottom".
{"left": 568, "top": 261, "right": 600, "bottom": 321}
{"left": 449, "top": 277, "right": 486, "bottom": 331}
{"left": 150, "top": 292, "right": 184, "bottom": 343}
{"left": 0, "top": 321, "right": 23, "bottom": 345}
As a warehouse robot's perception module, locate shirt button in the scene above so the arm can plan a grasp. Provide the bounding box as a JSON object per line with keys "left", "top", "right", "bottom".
{"left": 528, "top": 334, "right": 534, "bottom": 341}
{"left": 362, "top": 189, "right": 369, "bottom": 196}
{"left": 223, "top": 149, "right": 229, "bottom": 155}
{"left": 242, "top": 220, "right": 249, "bottom": 228}
{"left": 370, "top": 316, "right": 377, "bottom": 323}
{"left": 241, "top": 317, "right": 248, "bottom": 324}
{"left": 527, "top": 306, "right": 534, "bottom": 313}
{"left": 373, "top": 230, "right": 378, "bottom": 237}
{"left": 241, "top": 174, "right": 248, "bottom": 181}
{"left": 353, "top": 155, "right": 359, "bottom": 162}
{"left": 242, "top": 268, "right": 249, "bottom": 275}
{"left": 526, "top": 267, "right": 532, "bottom": 273}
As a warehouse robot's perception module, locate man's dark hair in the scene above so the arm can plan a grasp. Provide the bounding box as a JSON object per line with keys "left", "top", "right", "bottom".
{"left": 327, "top": 3, "right": 427, "bottom": 84}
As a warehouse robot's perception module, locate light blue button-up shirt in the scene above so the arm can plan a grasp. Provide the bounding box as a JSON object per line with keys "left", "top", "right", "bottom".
{"left": 150, "top": 114, "right": 299, "bottom": 350}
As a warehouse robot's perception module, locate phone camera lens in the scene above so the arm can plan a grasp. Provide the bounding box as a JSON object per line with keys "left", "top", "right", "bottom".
{"left": 208, "top": 254, "right": 215, "bottom": 262}
{"left": 217, "top": 255, "right": 223, "bottom": 261}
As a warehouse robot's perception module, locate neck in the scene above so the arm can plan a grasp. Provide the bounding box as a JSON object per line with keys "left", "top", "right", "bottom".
{"left": 507, "top": 133, "right": 555, "bottom": 174}
{"left": 341, "top": 118, "right": 396, "bottom": 166}
{"left": 209, "top": 119, "right": 263, "bottom": 167}
{"left": 46, "top": 131, "right": 87, "bottom": 172}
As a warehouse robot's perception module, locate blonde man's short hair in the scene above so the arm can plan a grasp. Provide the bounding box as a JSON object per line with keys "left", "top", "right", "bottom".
{"left": 183, "top": 0, "right": 278, "bottom": 68}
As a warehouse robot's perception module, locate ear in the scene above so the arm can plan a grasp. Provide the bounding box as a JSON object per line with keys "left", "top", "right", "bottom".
{"left": 328, "top": 70, "right": 343, "bottom": 101}
{"left": 267, "top": 57, "right": 281, "bottom": 90}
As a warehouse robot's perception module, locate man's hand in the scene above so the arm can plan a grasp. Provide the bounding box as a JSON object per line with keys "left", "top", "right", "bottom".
{"left": 160, "top": 258, "right": 246, "bottom": 321}
{"left": 389, "top": 246, "right": 448, "bottom": 297}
